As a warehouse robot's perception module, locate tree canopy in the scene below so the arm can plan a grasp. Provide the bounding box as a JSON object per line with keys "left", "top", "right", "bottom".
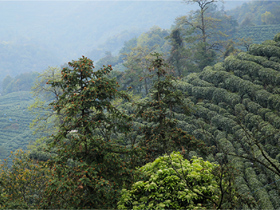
{"left": 118, "top": 152, "right": 223, "bottom": 209}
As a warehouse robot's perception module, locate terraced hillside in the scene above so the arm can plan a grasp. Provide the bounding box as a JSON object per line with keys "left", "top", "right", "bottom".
{"left": 235, "top": 25, "right": 280, "bottom": 44}
{"left": 0, "top": 91, "right": 36, "bottom": 161}
{"left": 176, "top": 33, "right": 280, "bottom": 208}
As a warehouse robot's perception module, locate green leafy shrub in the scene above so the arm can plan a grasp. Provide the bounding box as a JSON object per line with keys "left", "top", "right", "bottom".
{"left": 0, "top": 150, "right": 51, "bottom": 209}
{"left": 118, "top": 152, "right": 220, "bottom": 209}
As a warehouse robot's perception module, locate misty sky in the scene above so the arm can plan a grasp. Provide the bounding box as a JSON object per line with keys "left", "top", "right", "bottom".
{"left": 0, "top": 0, "right": 249, "bottom": 79}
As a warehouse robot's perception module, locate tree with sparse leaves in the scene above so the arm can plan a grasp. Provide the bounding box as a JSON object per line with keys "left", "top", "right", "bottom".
{"left": 176, "top": 0, "right": 237, "bottom": 71}
{"left": 28, "top": 67, "right": 63, "bottom": 161}
{"left": 122, "top": 46, "right": 154, "bottom": 96}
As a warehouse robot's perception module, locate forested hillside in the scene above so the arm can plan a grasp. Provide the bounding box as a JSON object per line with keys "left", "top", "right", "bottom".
{"left": 1, "top": 0, "right": 280, "bottom": 209}
{"left": 2, "top": 33, "right": 280, "bottom": 209}
{"left": 0, "top": 0, "right": 277, "bottom": 83}
{"left": 228, "top": 0, "right": 280, "bottom": 26}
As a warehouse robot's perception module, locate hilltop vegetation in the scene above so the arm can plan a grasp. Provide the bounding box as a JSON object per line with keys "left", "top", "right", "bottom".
{"left": 228, "top": 0, "right": 280, "bottom": 26}
{"left": 1, "top": 72, "right": 39, "bottom": 95}
{"left": 0, "top": 0, "right": 278, "bottom": 83}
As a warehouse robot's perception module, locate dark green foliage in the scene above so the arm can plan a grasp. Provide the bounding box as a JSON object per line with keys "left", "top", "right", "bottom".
{"left": 167, "top": 28, "right": 189, "bottom": 77}
{"left": 174, "top": 0, "right": 237, "bottom": 72}
{"left": 249, "top": 43, "right": 280, "bottom": 58}
{"left": 0, "top": 150, "right": 52, "bottom": 209}
{"left": 42, "top": 56, "right": 136, "bottom": 209}
{"left": 135, "top": 53, "right": 207, "bottom": 163}
{"left": 121, "top": 46, "right": 154, "bottom": 95}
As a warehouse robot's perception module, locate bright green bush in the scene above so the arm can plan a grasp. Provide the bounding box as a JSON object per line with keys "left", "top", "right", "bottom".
{"left": 118, "top": 152, "right": 220, "bottom": 209}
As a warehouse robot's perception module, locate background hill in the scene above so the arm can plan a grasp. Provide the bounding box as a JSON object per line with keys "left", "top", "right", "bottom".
{"left": 0, "top": 91, "right": 37, "bottom": 161}
{"left": 235, "top": 25, "right": 280, "bottom": 44}
{"left": 0, "top": 1, "right": 190, "bottom": 81}
{"left": 0, "top": 0, "right": 247, "bottom": 83}
{"left": 228, "top": 0, "right": 280, "bottom": 26}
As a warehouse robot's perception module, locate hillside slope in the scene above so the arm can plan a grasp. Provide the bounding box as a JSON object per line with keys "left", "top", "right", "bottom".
{"left": 235, "top": 24, "right": 280, "bottom": 44}
{"left": 176, "top": 33, "right": 280, "bottom": 208}
{"left": 0, "top": 91, "right": 36, "bottom": 161}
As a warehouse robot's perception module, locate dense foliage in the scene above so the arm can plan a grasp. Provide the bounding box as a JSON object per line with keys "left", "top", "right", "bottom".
{"left": 118, "top": 152, "right": 221, "bottom": 209}
{"left": 40, "top": 56, "right": 138, "bottom": 209}
{"left": 2, "top": 32, "right": 280, "bottom": 208}
{"left": 174, "top": 33, "right": 280, "bottom": 208}
{"left": 0, "top": 150, "right": 51, "bottom": 209}
{"left": 135, "top": 53, "right": 206, "bottom": 163}
{"left": 1, "top": 0, "right": 280, "bottom": 208}
{"left": 2, "top": 0, "right": 278, "bottom": 163}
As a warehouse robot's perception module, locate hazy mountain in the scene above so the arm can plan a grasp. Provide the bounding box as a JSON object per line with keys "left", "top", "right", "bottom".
{"left": 0, "top": 0, "right": 248, "bottom": 81}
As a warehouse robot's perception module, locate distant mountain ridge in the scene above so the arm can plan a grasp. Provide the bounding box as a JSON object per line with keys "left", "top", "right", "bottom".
{"left": 0, "top": 0, "right": 247, "bottom": 81}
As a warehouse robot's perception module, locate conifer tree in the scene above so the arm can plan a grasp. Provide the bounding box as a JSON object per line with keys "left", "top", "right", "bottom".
{"left": 167, "top": 28, "right": 190, "bottom": 77}
{"left": 135, "top": 53, "right": 207, "bottom": 163}
{"left": 42, "top": 56, "right": 134, "bottom": 209}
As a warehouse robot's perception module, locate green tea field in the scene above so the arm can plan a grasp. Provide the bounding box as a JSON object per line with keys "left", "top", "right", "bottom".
{"left": 0, "top": 91, "right": 37, "bottom": 161}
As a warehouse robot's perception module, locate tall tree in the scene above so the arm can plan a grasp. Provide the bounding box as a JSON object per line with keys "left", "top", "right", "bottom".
{"left": 41, "top": 56, "right": 135, "bottom": 209}
{"left": 29, "top": 67, "right": 63, "bottom": 133}
{"left": 176, "top": 0, "right": 236, "bottom": 71}
{"left": 135, "top": 53, "right": 207, "bottom": 164}
{"left": 167, "top": 28, "right": 191, "bottom": 77}
{"left": 182, "top": 0, "right": 217, "bottom": 49}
